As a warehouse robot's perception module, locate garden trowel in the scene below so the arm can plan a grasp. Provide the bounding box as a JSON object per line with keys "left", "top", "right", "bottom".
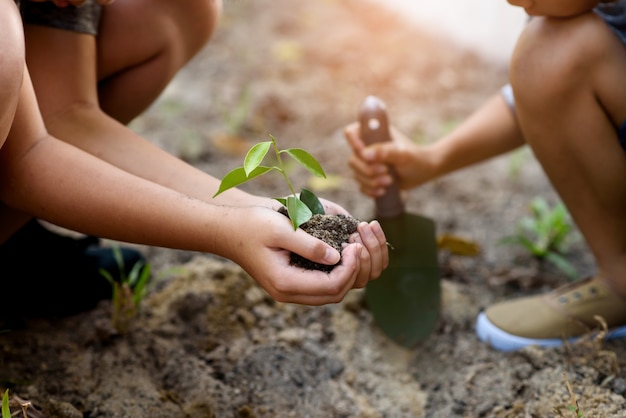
{"left": 358, "top": 95, "right": 441, "bottom": 348}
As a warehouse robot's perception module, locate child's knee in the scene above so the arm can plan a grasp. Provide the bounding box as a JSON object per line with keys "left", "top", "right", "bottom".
{"left": 510, "top": 13, "right": 613, "bottom": 103}
{"left": 180, "top": 0, "right": 223, "bottom": 56}
{"left": 0, "top": 3, "right": 25, "bottom": 142}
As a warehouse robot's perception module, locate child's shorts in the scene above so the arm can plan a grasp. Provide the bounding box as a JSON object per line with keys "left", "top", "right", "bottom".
{"left": 596, "top": 0, "right": 626, "bottom": 46}
{"left": 17, "top": 0, "right": 102, "bottom": 36}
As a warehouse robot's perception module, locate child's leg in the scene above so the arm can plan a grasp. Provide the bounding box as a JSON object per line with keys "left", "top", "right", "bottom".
{"left": 0, "top": 1, "right": 27, "bottom": 243}
{"left": 0, "top": 0, "right": 24, "bottom": 149}
{"left": 96, "top": 0, "right": 222, "bottom": 124}
{"left": 0, "top": 2, "right": 150, "bottom": 317}
{"left": 22, "top": 0, "right": 230, "bottom": 202}
{"left": 511, "top": 13, "right": 626, "bottom": 297}
{"left": 476, "top": 12, "right": 626, "bottom": 351}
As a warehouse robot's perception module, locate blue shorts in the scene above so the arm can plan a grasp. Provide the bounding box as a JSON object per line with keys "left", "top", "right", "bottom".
{"left": 595, "top": 0, "right": 626, "bottom": 45}
{"left": 17, "top": 0, "right": 102, "bottom": 36}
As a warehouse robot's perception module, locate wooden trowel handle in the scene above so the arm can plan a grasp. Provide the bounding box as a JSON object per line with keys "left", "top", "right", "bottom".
{"left": 358, "top": 96, "right": 404, "bottom": 219}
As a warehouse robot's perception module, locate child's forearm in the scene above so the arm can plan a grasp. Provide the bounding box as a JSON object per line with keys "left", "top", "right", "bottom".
{"left": 0, "top": 71, "right": 230, "bottom": 255}
{"left": 1, "top": 133, "right": 228, "bottom": 254}
{"left": 429, "top": 91, "right": 525, "bottom": 176}
{"left": 42, "top": 106, "right": 264, "bottom": 208}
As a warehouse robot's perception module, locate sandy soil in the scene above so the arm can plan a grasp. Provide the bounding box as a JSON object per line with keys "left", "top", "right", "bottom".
{"left": 2, "top": 0, "right": 625, "bottom": 417}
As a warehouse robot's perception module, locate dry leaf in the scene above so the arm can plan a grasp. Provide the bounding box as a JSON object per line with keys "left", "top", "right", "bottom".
{"left": 437, "top": 234, "right": 481, "bottom": 256}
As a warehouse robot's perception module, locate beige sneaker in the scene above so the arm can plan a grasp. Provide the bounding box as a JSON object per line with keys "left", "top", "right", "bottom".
{"left": 476, "top": 276, "right": 626, "bottom": 351}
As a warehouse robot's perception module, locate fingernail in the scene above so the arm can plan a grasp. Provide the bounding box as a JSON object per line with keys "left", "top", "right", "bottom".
{"left": 362, "top": 149, "right": 375, "bottom": 160}
{"left": 325, "top": 248, "right": 340, "bottom": 264}
{"left": 359, "top": 222, "right": 372, "bottom": 238}
{"left": 349, "top": 232, "right": 362, "bottom": 245}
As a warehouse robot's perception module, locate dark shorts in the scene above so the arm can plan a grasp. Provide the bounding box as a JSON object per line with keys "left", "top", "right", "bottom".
{"left": 596, "top": 0, "right": 626, "bottom": 46}
{"left": 17, "top": 0, "right": 102, "bottom": 36}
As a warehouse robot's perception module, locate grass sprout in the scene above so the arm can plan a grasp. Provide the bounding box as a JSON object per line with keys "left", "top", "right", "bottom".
{"left": 499, "top": 196, "right": 580, "bottom": 279}
{"left": 1, "top": 389, "right": 31, "bottom": 418}
{"left": 99, "top": 245, "right": 151, "bottom": 334}
{"left": 1, "top": 390, "right": 9, "bottom": 418}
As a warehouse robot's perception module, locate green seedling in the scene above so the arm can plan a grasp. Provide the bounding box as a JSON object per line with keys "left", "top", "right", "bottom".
{"left": 213, "top": 134, "right": 326, "bottom": 230}
{"left": 499, "top": 196, "right": 580, "bottom": 279}
{"left": 1, "top": 389, "right": 31, "bottom": 418}
{"left": 554, "top": 372, "right": 584, "bottom": 418}
{"left": 99, "top": 246, "right": 151, "bottom": 334}
{"left": 2, "top": 390, "right": 9, "bottom": 418}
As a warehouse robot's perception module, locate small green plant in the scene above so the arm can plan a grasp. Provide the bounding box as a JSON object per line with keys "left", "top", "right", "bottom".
{"left": 99, "top": 246, "right": 151, "bottom": 333}
{"left": 552, "top": 372, "right": 584, "bottom": 418}
{"left": 2, "top": 389, "right": 9, "bottom": 418}
{"left": 1, "top": 389, "right": 31, "bottom": 418}
{"left": 499, "top": 196, "right": 580, "bottom": 279}
{"left": 213, "top": 134, "right": 326, "bottom": 230}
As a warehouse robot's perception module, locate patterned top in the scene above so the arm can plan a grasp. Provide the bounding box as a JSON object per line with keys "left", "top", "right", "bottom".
{"left": 16, "top": 0, "right": 102, "bottom": 36}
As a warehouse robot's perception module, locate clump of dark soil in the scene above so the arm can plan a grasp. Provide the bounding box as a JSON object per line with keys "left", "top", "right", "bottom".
{"left": 280, "top": 207, "right": 360, "bottom": 271}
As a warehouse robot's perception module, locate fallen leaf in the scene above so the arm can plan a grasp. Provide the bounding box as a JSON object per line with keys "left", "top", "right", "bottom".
{"left": 437, "top": 234, "right": 481, "bottom": 256}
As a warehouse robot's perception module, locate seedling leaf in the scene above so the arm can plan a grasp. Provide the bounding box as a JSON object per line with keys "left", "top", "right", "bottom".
{"left": 282, "top": 148, "right": 326, "bottom": 178}
{"left": 244, "top": 141, "right": 272, "bottom": 176}
{"left": 287, "top": 196, "right": 313, "bottom": 230}
{"left": 2, "top": 390, "right": 9, "bottom": 418}
{"left": 299, "top": 188, "right": 325, "bottom": 215}
{"left": 98, "top": 245, "right": 152, "bottom": 334}
{"left": 500, "top": 196, "right": 579, "bottom": 279}
{"left": 216, "top": 134, "right": 328, "bottom": 230}
{"left": 130, "top": 261, "right": 152, "bottom": 306}
{"left": 545, "top": 252, "right": 578, "bottom": 280}
{"left": 214, "top": 166, "right": 273, "bottom": 197}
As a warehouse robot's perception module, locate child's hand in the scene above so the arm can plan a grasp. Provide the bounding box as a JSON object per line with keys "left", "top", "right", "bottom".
{"left": 348, "top": 220, "right": 388, "bottom": 288}
{"left": 223, "top": 205, "right": 388, "bottom": 305}
{"left": 344, "top": 122, "right": 433, "bottom": 197}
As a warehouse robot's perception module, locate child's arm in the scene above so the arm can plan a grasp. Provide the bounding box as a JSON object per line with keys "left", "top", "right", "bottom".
{"left": 345, "top": 92, "right": 525, "bottom": 197}
{"left": 0, "top": 69, "right": 388, "bottom": 305}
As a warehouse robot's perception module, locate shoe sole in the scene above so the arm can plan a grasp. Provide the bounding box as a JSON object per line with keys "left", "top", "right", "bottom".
{"left": 475, "top": 312, "right": 626, "bottom": 352}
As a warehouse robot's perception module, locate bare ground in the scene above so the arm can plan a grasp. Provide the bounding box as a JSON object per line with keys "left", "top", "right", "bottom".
{"left": 1, "top": 0, "right": 625, "bottom": 417}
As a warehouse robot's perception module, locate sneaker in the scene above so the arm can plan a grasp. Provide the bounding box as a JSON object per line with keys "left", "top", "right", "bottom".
{"left": 0, "top": 219, "right": 149, "bottom": 318}
{"left": 476, "top": 276, "right": 626, "bottom": 352}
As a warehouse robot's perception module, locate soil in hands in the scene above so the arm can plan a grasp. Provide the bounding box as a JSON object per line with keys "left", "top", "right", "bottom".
{"left": 279, "top": 207, "right": 360, "bottom": 272}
